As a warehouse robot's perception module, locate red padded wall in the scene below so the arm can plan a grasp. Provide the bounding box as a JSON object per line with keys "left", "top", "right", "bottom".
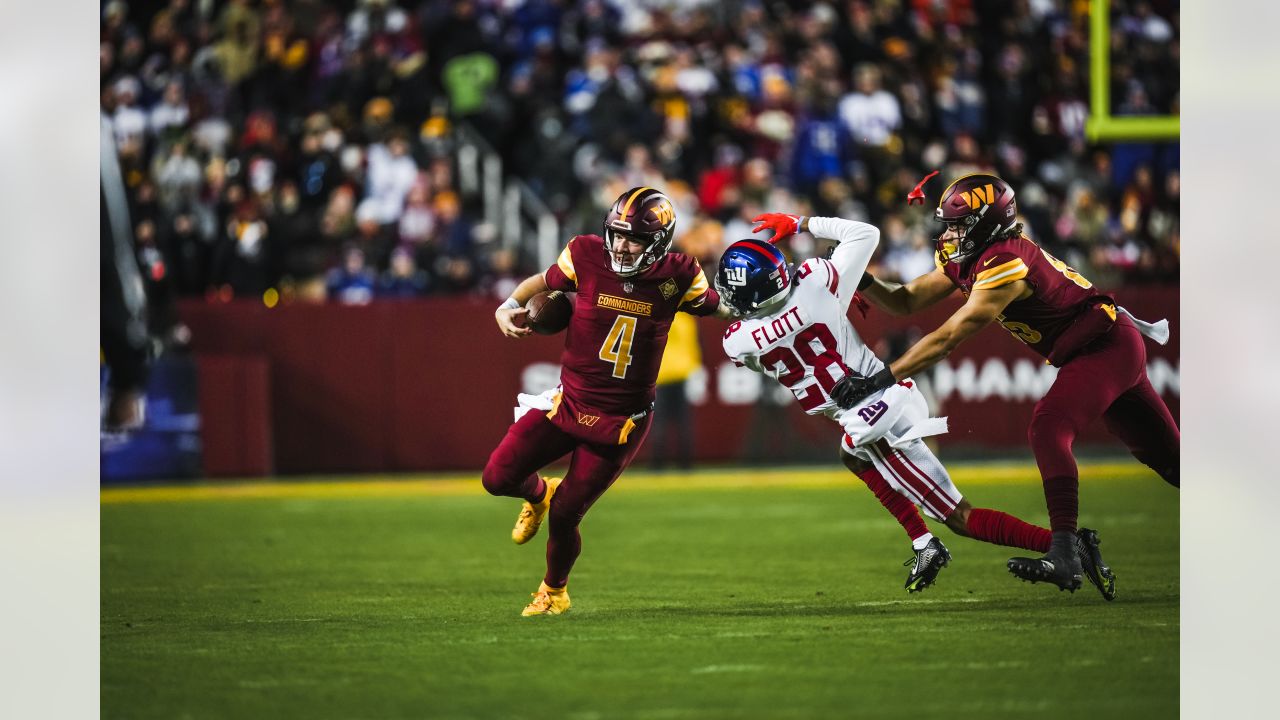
{"left": 179, "top": 287, "right": 1177, "bottom": 475}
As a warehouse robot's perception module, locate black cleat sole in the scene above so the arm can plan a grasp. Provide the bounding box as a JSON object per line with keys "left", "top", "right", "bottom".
{"left": 1007, "top": 557, "right": 1083, "bottom": 592}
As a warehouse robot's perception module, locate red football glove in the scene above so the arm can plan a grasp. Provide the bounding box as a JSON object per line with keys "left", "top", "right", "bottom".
{"left": 907, "top": 170, "right": 939, "bottom": 206}
{"left": 752, "top": 213, "right": 806, "bottom": 244}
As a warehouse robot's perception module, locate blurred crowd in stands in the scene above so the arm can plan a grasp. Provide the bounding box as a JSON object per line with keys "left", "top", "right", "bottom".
{"left": 101, "top": 0, "right": 1179, "bottom": 315}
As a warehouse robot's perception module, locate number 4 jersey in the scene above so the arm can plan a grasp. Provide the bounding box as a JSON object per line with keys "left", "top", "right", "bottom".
{"left": 544, "top": 234, "right": 719, "bottom": 417}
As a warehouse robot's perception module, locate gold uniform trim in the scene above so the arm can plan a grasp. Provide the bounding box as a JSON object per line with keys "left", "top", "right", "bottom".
{"left": 972, "top": 259, "right": 1028, "bottom": 289}
{"left": 939, "top": 172, "right": 986, "bottom": 202}
{"left": 556, "top": 241, "right": 576, "bottom": 283}
{"left": 975, "top": 258, "right": 1024, "bottom": 281}
{"left": 679, "top": 269, "right": 710, "bottom": 305}
{"left": 597, "top": 294, "right": 653, "bottom": 316}
{"left": 546, "top": 391, "right": 564, "bottom": 419}
{"left": 619, "top": 417, "right": 637, "bottom": 444}
{"left": 619, "top": 186, "right": 654, "bottom": 223}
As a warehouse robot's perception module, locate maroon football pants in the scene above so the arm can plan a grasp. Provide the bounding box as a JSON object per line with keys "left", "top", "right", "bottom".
{"left": 1028, "top": 316, "right": 1180, "bottom": 532}
{"left": 482, "top": 408, "right": 652, "bottom": 589}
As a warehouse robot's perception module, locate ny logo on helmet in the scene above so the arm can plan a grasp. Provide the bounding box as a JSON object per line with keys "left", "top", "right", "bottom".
{"left": 725, "top": 267, "right": 748, "bottom": 286}
{"left": 650, "top": 200, "right": 675, "bottom": 226}
{"left": 960, "top": 183, "right": 995, "bottom": 209}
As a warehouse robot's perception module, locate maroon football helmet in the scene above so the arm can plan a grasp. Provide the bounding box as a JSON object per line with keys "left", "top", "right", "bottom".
{"left": 935, "top": 174, "right": 1018, "bottom": 264}
{"left": 603, "top": 186, "right": 677, "bottom": 277}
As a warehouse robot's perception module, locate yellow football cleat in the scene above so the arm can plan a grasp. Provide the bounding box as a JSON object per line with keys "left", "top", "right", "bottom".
{"left": 521, "top": 581, "right": 571, "bottom": 617}
{"left": 512, "top": 476, "right": 561, "bottom": 545}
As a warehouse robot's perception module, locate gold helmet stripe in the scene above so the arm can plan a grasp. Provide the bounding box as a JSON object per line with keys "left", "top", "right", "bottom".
{"left": 619, "top": 186, "right": 655, "bottom": 223}
{"left": 938, "top": 172, "right": 989, "bottom": 204}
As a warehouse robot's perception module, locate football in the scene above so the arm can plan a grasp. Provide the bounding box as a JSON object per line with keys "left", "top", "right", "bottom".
{"left": 525, "top": 290, "right": 573, "bottom": 335}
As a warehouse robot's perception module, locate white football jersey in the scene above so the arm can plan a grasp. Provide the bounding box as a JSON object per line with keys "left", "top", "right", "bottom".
{"left": 723, "top": 217, "right": 882, "bottom": 420}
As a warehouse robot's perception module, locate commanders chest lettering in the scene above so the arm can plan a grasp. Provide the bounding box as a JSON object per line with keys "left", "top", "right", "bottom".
{"left": 596, "top": 294, "right": 653, "bottom": 316}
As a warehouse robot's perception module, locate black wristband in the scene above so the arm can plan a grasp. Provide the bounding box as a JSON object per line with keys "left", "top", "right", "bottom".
{"left": 872, "top": 366, "right": 896, "bottom": 389}
{"left": 857, "top": 272, "right": 875, "bottom": 291}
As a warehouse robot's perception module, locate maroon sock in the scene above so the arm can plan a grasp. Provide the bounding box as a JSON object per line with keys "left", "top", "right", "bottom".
{"left": 857, "top": 466, "right": 930, "bottom": 541}
{"left": 1028, "top": 412, "right": 1080, "bottom": 533}
{"left": 967, "top": 508, "right": 1052, "bottom": 552}
{"left": 1042, "top": 475, "right": 1079, "bottom": 533}
{"left": 509, "top": 474, "right": 545, "bottom": 502}
{"left": 521, "top": 474, "right": 546, "bottom": 505}
{"left": 543, "top": 521, "right": 581, "bottom": 589}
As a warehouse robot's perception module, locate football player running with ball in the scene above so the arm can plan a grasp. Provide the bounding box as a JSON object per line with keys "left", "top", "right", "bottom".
{"left": 838, "top": 173, "right": 1179, "bottom": 594}
{"left": 487, "top": 187, "right": 729, "bottom": 616}
{"left": 718, "top": 213, "right": 1110, "bottom": 596}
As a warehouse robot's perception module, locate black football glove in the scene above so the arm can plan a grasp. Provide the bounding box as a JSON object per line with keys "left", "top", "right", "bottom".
{"left": 830, "top": 367, "right": 896, "bottom": 409}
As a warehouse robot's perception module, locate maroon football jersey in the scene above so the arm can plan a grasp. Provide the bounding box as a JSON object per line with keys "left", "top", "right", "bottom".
{"left": 543, "top": 234, "right": 716, "bottom": 415}
{"left": 937, "top": 235, "right": 1114, "bottom": 361}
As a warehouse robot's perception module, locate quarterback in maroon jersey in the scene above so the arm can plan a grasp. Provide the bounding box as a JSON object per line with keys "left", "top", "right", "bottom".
{"left": 834, "top": 174, "right": 1178, "bottom": 595}
{"left": 486, "top": 186, "right": 726, "bottom": 616}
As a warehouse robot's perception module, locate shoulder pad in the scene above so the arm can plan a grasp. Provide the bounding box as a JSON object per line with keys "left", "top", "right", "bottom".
{"left": 798, "top": 258, "right": 839, "bottom": 296}
{"left": 972, "top": 247, "right": 1029, "bottom": 290}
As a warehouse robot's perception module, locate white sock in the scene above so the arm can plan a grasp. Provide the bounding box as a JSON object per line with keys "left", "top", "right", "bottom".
{"left": 911, "top": 532, "right": 934, "bottom": 551}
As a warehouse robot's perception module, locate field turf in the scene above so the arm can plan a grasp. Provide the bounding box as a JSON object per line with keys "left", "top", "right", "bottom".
{"left": 101, "top": 462, "right": 1178, "bottom": 719}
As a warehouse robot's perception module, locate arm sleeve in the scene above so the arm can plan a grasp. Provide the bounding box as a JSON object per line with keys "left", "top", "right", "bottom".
{"left": 806, "top": 216, "right": 880, "bottom": 312}
{"left": 678, "top": 262, "right": 719, "bottom": 316}
{"left": 681, "top": 286, "right": 721, "bottom": 316}
{"left": 543, "top": 240, "right": 579, "bottom": 291}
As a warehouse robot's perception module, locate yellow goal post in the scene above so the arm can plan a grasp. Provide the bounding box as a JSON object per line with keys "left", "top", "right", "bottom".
{"left": 1085, "top": 0, "right": 1180, "bottom": 142}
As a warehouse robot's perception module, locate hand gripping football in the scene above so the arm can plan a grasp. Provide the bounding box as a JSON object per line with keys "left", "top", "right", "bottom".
{"left": 525, "top": 290, "right": 573, "bottom": 335}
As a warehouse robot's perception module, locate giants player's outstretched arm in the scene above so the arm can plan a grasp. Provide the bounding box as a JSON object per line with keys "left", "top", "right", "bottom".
{"left": 800, "top": 216, "right": 880, "bottom": 311}
{"left": 494, "top": 272, "right": 553, "bottom": 338}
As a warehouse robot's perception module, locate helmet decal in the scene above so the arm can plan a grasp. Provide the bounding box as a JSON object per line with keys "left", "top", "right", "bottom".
{"left": 959, "top": 183, "right": 996, "bottom": 209}
{"left": 714, "top": 240, "right": 793, "bottom": 316}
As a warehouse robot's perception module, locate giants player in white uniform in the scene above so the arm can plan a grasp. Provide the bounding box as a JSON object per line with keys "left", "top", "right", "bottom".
{"left": 716, "top": 213, "right": 1106, "bottom": 595}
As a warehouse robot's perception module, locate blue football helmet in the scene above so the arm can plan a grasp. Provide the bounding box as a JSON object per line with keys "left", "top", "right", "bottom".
{"left": 714, "top": 239, "right": 793, "bottom": 316}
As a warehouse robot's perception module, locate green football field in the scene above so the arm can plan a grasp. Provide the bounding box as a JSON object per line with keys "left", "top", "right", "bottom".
{"left": 101, "top": 462, "right": 1178, "bottom": 719}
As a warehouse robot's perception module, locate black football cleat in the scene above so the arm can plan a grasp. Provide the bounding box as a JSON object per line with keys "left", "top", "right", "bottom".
{"left": 1075, "top": 527, "right": 1116, "bottom": 601}
{"left": 904, "top": 537, "right": 951, "bottom": 593}
{"left": 1008, "top": 531, "right": 1083, "bottom": 592}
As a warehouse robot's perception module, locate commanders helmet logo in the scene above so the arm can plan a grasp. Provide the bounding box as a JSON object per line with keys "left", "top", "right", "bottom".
{"left": 651, "top": 200, "right": 675, "bottom": 226}
{"left": 959, "top": 183, "right": 995, "bottom": 210}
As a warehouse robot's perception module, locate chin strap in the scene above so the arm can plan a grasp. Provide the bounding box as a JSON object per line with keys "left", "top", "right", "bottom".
{"left": 752, "top": 286, "right": 792, "bottom": 316}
